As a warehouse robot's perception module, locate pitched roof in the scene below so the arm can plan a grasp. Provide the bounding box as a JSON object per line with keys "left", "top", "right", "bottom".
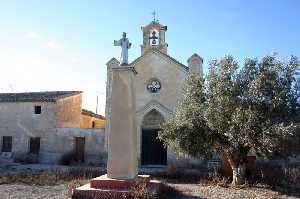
{"left": 0, "top": 91, "right": 82, "bottom": 102}
{"left": 130, "top": 49, "right": 189, "bottom": 71}
{"left": 82, "top": 109, "right": 105, "bottom": 119}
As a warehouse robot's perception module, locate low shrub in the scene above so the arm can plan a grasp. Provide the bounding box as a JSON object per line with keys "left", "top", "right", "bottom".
{"left": 59, "top": 151, "right": 79, "bottom": 165}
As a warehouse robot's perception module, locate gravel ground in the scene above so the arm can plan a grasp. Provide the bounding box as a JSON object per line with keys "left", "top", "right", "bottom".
{"left": 0, "top": 183, "right": 299, "bottom": 199}
{"left": 0, "top": 184, "right": 69, "bottom": 199}
{"left": 168, "top": 182, "right": 300, "bottom": 199}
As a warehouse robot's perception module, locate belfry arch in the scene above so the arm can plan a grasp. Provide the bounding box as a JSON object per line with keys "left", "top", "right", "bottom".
{"left": 141, "top": 109, "right": 167, "bottom": 166}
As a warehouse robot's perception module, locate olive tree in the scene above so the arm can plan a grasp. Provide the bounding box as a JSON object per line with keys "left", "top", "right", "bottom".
{"left": 159, "top": 55, "right": 300, "bottom": 185}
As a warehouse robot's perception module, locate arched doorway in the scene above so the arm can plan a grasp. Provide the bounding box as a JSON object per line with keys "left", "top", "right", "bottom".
{"left": 141, "top": 109, "right": 167, "bottom": 166}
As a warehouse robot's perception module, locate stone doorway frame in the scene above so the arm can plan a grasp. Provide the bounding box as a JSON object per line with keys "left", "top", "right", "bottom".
{"left": 136, "top": 101, "right": 173, "bottom": 167}
{"left": 141, "top": 128, "right": 167, "bottom": 166}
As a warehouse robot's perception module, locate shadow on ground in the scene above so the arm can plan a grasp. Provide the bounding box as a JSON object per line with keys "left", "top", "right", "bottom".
{"left": 158, "top": 183, "right": 206, "bottom": 199}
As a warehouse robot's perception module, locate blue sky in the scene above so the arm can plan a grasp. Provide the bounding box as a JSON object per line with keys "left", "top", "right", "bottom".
{"left": 0, "top": 0, "right": 300, "bottom": 114}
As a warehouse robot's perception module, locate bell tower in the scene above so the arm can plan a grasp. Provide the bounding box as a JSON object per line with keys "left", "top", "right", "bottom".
{"left": 141, "top": 13, "right": 168, "bottom": 55}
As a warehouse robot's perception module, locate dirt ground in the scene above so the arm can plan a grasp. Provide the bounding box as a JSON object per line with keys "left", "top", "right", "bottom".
{"left": 0, "top": 164, "right": 299, "bottom": 199}
{"left": 1, "top": 182, "right": 299, "bottom": 199}
{"left": 167, "top": 182, "right": 300, "bottom": 199}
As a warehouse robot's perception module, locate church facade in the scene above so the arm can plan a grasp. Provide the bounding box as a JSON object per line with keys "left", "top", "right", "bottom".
{"left": 105, "top": 20, "right": 203, "bottom": 167}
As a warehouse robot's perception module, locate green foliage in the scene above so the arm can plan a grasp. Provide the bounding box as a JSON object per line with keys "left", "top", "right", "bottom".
{"left": 158, "top": 74, "right": 214, "bottom": 158}
{"left": 159, "top": 55, "right": 300, "bottom": 162}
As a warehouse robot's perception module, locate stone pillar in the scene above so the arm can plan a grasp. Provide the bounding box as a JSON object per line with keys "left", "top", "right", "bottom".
{"left": 105, "top": 58, "right": 120, "bottom": 152}
{"left": 107, "top": 66, "right": 138, "bottom": 179}
{"left": 187, "top": 53, "right": 203, "bottom": 77}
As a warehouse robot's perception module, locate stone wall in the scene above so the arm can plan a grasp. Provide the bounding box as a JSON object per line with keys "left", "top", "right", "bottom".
{"left": 0, "top": 94, "right": 107, "bottom": 165}
{"left": 55, "top": 94, "right": 82, "bottom": 128}
{"left": 132, "top": 51, "right": 188, "bottom": 166}
{"left": 0, "top": 94, "right": 82, "bottom": 155}
{"left": 40, "top": 128, "right": 106, "bottom": 164}
{"left": 80, "top": 114, "right": 105, "bottom": 128}
{"left": 0, "top": 102, "right": 56, "bottom": 154}
{"left": 0, "top": 125, "right": 106, "bottom": 164}
{"left": 133, "top": 51, "right": 187, "bottom": 114}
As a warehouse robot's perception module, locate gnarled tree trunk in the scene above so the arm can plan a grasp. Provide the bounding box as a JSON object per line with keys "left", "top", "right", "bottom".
{"left": 226, "top": 152, "right": 245, "bottom": 185}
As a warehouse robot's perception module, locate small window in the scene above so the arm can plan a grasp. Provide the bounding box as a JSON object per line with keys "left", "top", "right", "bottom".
{"left": 2, "top": 136, "right": 12, "bottom": 152}
{"left": 34, "top": 106, "right": 41, "bottom": 114}
{"left": 29, "top": 137, "right": 40, "bottom": 154}
{"left": 92, "top": 121, "right": 96, "bottom": 128}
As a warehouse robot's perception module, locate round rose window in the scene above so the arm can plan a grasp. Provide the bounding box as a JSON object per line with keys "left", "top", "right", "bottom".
{"left": 147, "top": 79, "right": 161, "bottom": 93}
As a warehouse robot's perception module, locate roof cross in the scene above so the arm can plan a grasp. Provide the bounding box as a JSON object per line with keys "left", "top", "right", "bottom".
{"left": 152, "top": 11, "right": 157, "bottom": 22}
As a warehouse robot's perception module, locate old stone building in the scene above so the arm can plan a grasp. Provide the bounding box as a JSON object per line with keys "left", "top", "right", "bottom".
{"left": 105, "top": 20, "right": 203, "bottom": 167}
{"left": 81, "top": 109, "right": 105, "bottom": 128}
{"left": 0, "top": 91, "right": 106, "bottom": 164}
{"left": 1, "top": 20, "right": 204, "bottom": 168}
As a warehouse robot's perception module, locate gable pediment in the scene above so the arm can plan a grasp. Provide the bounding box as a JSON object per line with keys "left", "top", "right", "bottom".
{"left": 136, "top": 99, "right": 173, "bottom": 120}
{"left": 130, "top": 49, "right": 188, "bottom": 73}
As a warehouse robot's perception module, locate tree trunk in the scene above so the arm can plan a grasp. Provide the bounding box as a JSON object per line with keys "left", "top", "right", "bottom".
{"left": 231, "top": 165, "right": 244, "bottom": 185}
{"left": 226, "top": 153, "right": 245, "bottom": 185}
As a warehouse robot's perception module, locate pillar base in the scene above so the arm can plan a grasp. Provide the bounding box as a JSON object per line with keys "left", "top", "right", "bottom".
{"left": 72, "top": 174, "right": 160, "bottom": 199}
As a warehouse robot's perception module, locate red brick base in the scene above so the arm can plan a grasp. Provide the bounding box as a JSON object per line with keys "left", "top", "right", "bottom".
{"left": 72, "top": 174, "right": 160, "bottom": 199}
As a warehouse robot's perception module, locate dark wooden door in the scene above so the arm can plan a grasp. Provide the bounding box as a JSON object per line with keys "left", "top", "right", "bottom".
{"left": 29, "top": 137, "right": 40, "bottom": 154}
{"left": 2, "top": 136, "right": 12, "bottom": 152}
{"left": 74, "top": 137, "right": 85, "bottom": 162}
{"left": 141, "top": 129, "right": 167, "bottom": 165}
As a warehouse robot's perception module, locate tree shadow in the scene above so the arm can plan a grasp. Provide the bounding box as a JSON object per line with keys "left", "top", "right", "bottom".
{"left": 269, "top": 186, "right": 300, "bottom": 198}
{"left": 250, "top": 162, "right": 300, "bottom": 198}
{"left": 158, "top": 183, "right": 206, "bottom": 199}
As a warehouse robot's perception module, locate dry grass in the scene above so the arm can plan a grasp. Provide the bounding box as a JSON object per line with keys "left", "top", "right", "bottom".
{"left": 0, "top": 169, "right": 170, "bottom": 199}
{"left": 147, "top": 162, "right": 300, "bottom": 197}
{"left": 131, "top": 179, "right": 158, "bottom": 199}
{"left": 251, "top": 162, "right": 300, "bottom": 196}
{"left": 0, "top": 163, "right": 299, "bottom": 198}
{"left": 0, "top": 168, "right": 104, "bottom": 186}
{"left": 65, "top": 179, "right": 90, "bottom": 197}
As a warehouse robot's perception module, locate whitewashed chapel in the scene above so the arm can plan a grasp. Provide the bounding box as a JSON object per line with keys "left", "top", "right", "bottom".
{"left": 105, "top": 19, "right": 203, "bottom": 167}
